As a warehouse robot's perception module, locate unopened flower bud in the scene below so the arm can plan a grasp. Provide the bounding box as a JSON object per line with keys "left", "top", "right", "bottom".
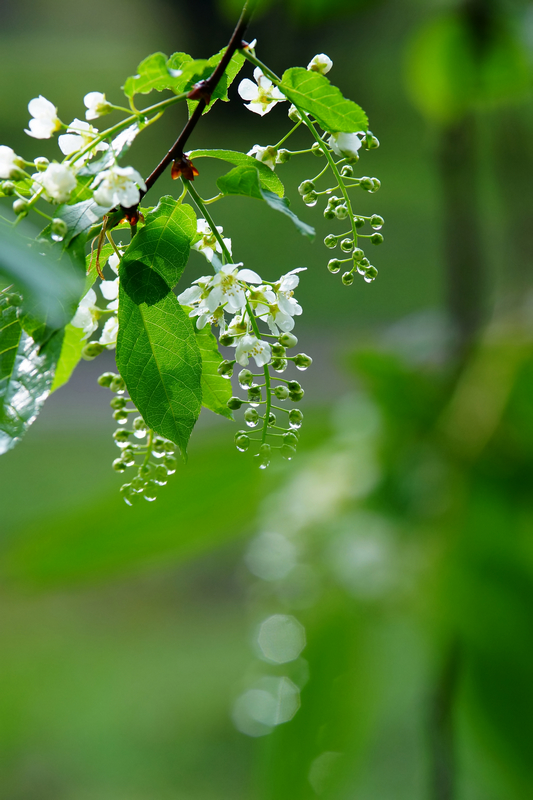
{"left": 244, "top": 407, "right": 259, "bottom": 426}
{"left": 34, "top": 157, "right": 49, "bottom": 171}
{"left": 329, "top": 196, "right": 342, "bottom": 207}
{"left": 324, "top": 234, "right": 337, "bottom": 249}
{"left": 289, "top": 389, "right": 305, "bottom": 401}
{"left": 143, "top": 481, "right": 158, "bottom": 502}
{"left": 131, "top": 475, "right": 146, "bottom": 491}
{"left": 370, "top": 232, "right": 384, "bottom": 245}
{"left": 353, "top": 247, "right": 364, "bottom": 261}
{"left": 288, "top": 409, "right": 303, "bottom": 428}
{"left": 334, "top": 204, "right": 348, "bottom": 219}
{"left": 154, "top": 464, "right": 168, "bottom": 485}
{"left": 217, "top": 359, "right": 235, "bottom": 379}
{"left": 153, "top": 436, "right": 167, "bottom": 452}
{"left": 323, "top": 207, "right": 335, "bottom": 220}
{"left": 340, "top": 238, "right": 354, "bottom": 253}
{"left": 110, "top": 395, "right": 127, "bottom": 410}
{"left": 2, "top": 181, "right": 15, "bottom": 196}
{"left": 281, "top": 444, "right": 296, "bottom": 460}
{"left": 328, "top": 259, "right": 341, "bottom": 273}
{"left": 113, "top": 428, "right": 131, "bottom": 443}
{"left": 370, "top": 214, "right": 384, "bottom": 229}
{"left": 283, "top": 431, "right": 298, "bottom": 446}
{"left": 271, "top": 343, "right": 286, "bottom": 358}
{"left": 51, "top": 217, "right": 68, "bottom": 239}
{"left": 341, "top": 165, "right": 354, "bottom": 177}
{"left": 359, "top": 177, "right": 373, "bottom": 191}
{"left": 288, "top": 380, "right": 302, "bottom": 392}
{"left": 369, "top": 178, "right": 381, "bottom": 192}
{"left": 362, "top": 132, "right": 380, "bottom": 149}
{"left": 248, "top": 386, "right": 261, "bottom": 403}
{"left": 227, "top": 396, "right": 244, "bottom": 410}
{"left": 276, "top": 149, "right": 291, "bottom": 163}
{"left": 110, "top": 376, "right": 125, "bottom": 393}
{"left": 259, "top": 443, "right": 271, "bottom": 457}
{"left": 98, "top": 372, "right": 116, "bottom": 387}
{"left": 113, "top": 409, "right": 129, "bottom": 423}
{"left": 288, "top": 104, "right": 301, "bottom": 122}
{"left": 113, "top": 458, "right": 127, "bottom": 472}
{"left": 164, "top": 455, "right": 177, "bottom": 473}
{"left": 235, "top": 434, "right": 250, "bottom": 452}
{"left": 303, "top": 192, "right": 317, "bottom": 206}
{"left": 139, "top": 464, "right": 152, "bottom": 478}
{"left": 271, "top": 358, "right": 288, "bottom": 372}
{"left": 279, "top": 332, "right": 298, "bottom": 348}
{"left": 219, "top": 332, "right": 235, "bottom": 347}
{"left": 294, "top": 353, "right": 312, "bottom": 370}
{"left": 360, "top": 257, "right": 370, "bottom": 267}
{"left": 366, "top": 265, "right": 378, "bottom": 279}
{"left": 354, "top": 217, "right": 365, "bottom": 229}
{"left": 311, "top": 142, "right": 324, "bottom": 157}
{"left": 133, "top": 416, "right": 146, "bottom": 431}
{"left": 274, "top": 385, "right": 290, "bottom": 400}
{"left": 298, "top": 180, "right": 315, "bottom": 196}
{"left": 13, "top": 199, "right": 28, "bottom": 216}
{"left": 82, "top": 342, "right": 104, "bottom": 360}
{"left": 238, "top": 368, "right": 253, "bottom": 387}
{"left": 342, "top": 272, "right": 354, "bottom": 286}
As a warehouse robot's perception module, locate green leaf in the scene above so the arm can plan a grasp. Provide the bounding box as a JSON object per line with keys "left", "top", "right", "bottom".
{"left": 280, "top": 67, "right": 368, "bottom": 133}
{"left": 0, "top": 224, "right": 85, "bottom": 329}
{"left": 50, "top": 323, "right": 85, "bottom": 394}
{"left": 123, "top": 52, "right": 183, "bottom": 98}
{"left": 56, "top": 199, "right": 106, "bottom": 246}
{"left": 187, "top": 48, "right": 246, "bottom": 116}
{"left": 121, "top": 196, "right": 197, "bottom": 290}
{"left": 117, "top": 269, "right": 202, "bottom": 457}
{"left": 189, "top": 148, "right": 284, "bottom": 197}
{"left": 0, "top": 293, "right": 64, "bottom": 454}
{"left": 194, "top": 322, "right": 233, "bottom": 420}
{"left": 216, "top": 166, "right": 315, "bottom": 239}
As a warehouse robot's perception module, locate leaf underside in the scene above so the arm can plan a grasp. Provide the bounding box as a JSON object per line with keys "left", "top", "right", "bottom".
{"left": 188, "top": 148, "right": 285, "bottom": 197}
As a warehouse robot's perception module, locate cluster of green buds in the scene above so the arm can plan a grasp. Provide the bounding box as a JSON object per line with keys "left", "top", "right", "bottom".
{"left": 218, "top": 332, "right": 310, "bottom": 469}
{"left": 97, "top": 371, "right": 177, "bottom": 505}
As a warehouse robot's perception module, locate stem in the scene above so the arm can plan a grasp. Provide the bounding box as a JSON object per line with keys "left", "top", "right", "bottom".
{"left": 185, "top": 180, "right": 231, "bottom": 264}
{"left": 141, "top": 429, "right": 155, "bottom": 472}
{"left": 274, "top": 121, "right": 301, "bottom": 149}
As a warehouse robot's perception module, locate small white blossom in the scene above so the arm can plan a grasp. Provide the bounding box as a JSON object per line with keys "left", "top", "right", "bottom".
{"left": 0, "top": 146, "right": 20, "bottom": 179}
{"left": 58, "top": 119, "right": 108, "bottom": 164}
{"left": 108, "top": 252, "right": 121, "bottom": 275}
{"left": 92, "top": 165, "right": 146, "bottom": 209}
{"left": 25, "top": 96, "right": 61, "bottom": 139}
{"left": 328, "top": 132, "right": 362, "bottom": 161}
{"left": 99, "top": 315, "right": 119, "bottom": 348}
{"left": 248, "top": 144, "right": 277, "bottom": 171}
{"left": 193, "top": 218, "right": 232, "bottom": 263}
{"left": 100, "top": 277, "right": 119, "bottom": 311}
{"left": 33, "top": 162, "right": 77, "bottom": 203}
{"left": 84, "top": 91, "right": 112, "bottom": 121}
{"left": 70, "top": 288, "right": 99, "bottom": 337}
{"left": 235, "top": 334, "right": 271, "bottom": 367}
{"left": 238, "top": 68, "right": 286, "bottom": 116}
{"left": 307, "top": 53, "right": 333, "bottom": 75}
{"left": 206, "top": 262, "right": 262, "bottom": 314}
{"left": 263, "top": 268, "right": 305, "bottom": 335}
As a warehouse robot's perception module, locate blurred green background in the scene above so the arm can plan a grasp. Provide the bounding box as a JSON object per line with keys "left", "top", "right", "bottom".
{"left": 2, "top": 0, "right": 533, "bottom": 798}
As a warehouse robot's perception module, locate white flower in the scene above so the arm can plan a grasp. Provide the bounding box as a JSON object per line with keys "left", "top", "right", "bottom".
{"left": 248, "top": 144, "right": 277, "bottom": 171}
{"left": 34, "top": 162, "right": 77, "bottom": 203}
{"left": 327, "top": 132, "right": 362, "bottom": 161}
{"left": 84, "top": 92, "right": 112, "bottom": 121}
{"left": 99, "top": 316, "right": 119, "bottom": 348}
{"left": 235, "top": 334, "right": 271, "bottom": 367}
{"left": 193, "top": 218, "right": 232, "bottom": 263}
{"left": 100, "top": 277, "right": 119, "bottom": 311}
{"left": 206, "top": 262, "right": 262, "bottom": 314}
{"left": 108, "top": 252, "right": 121, "bottom": 275}
{"left": 263, "top": 268, "right": 305, "bottom": 335}
{"left": 92, "top": 165, "right": 146, "bottom": 209}
{"left": 70, "top": 288, "right": 99, "bottom": 337}
{"left": 58, "top": 119, "right": 108, "bottom": 164}
{"left": 25, "top": 96, "right": 61, "bottom": 139}
{"left": 178, "top": 284, "right": 204, "bottom": 307}
{"left": 307, "top": 54, "right": 333, "bottom": 75}
{"left": 238, "top": 68, "right": 286, "bottom": 116}
{"left": 0, "top": 146, "right": 20, "bottom": 179}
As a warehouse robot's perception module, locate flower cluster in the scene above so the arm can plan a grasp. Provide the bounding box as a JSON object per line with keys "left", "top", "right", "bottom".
{"left": 70, "top": 250, "right": 121, "bottom": 351}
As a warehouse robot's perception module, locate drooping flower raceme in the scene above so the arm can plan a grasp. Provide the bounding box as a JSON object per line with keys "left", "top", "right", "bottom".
{"left": 0, "top": 146, "right": 20, "bottom": 179}
{"left": 33, "top": 162, "right": 77, "bottom": 203}
{"left": 327, "top": 132, "right": 362, "bottom": 162}
{"left": 92, "top": 165, "right": 146, "bottom": 209}
{"left": 25, "top": 96, "right": 61, "bottom": 139}
{"left": 58, "top": 119, "right": 108, "bottom": 164}
{"left": 238, "top": 68, "right": 286, "bottom": 116}
{"left": 248, "top": 144, "right": 278, "bottom": 171}
{"left": 307, "top": 53, "right": 333, "bottom": 75}
{"left": 70, "top": 288, "right": 100, "bottom": 338}
{"left": 235, "top": 334, "right": 272, "bottom": 367}
{"left": 193, "top": 218, "right": 232, "bottom": 263}
{"left": 84, "top": 92, "right": 112, "bottom": 121}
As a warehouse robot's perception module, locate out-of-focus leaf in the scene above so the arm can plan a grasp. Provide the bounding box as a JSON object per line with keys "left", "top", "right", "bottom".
{"left": 122, "top": 52, "right": 186, "bottom": 97}
{"left": 189, "top": 148, "right": 284, "bottom": 196}
{"left": 0, "top": 224, "right": 84, "bottom": 329}
{"left": 280, "top": 67, "right": 368, "bottom": 133}
{"left": 217, "top": 166, "right": 315, "bottom": 239}
{"left": 50, "top": 323, "right": 85, "bottom": 394}
{"left": 194, "top": 322, "right": 233, "bottom": 420}
{"left": 117, "top": 271, "right": 202, "bottom": 457}
{"left": 0, "top": 293, "right": 64, "bottom": 454}
{"left": 122, "top": 196, "right": 197, "bottom": 290}
{"left": 56, "top": 199, "right": 106, "bottom": 246}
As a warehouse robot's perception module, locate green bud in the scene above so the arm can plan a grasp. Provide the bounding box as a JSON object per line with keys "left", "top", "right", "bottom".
{"left": 328, "top": 259, "right": 341, "bottom": 273}
{"left": 219, "top": 333, "right": 235, "bottom": 347}
{"left": 329, "top": 196, "right": 342, "bottom": 207}
{"left": 133, "top": 416, "right": 146, "bottom": 431}
{"left": 323, "top": 207, "right": 336, "bottom": 220}
{"left": 51, "top": 218, "right": 68, "bottom": 238}
{"left": 340, "top": 165, "right": 354, "bottom": 177}
{"left": 334, "top": 204, "right": 348, "bottom": 220}
{"left": 324, "top": 234, "right": 337, "bottom": 249}
{"left": 370, "top": 232, "right": 384, "bottom": 245}
{"left": 9, "top": 168, "right": 26, "bottom": 182}
{"left": 139, "top": 464, "right": 152, "bottom": 478}
{"left": 370, "top": 178, "right": 381, "bottom": 192}
{"left": 370, "top": 214, "right": 384, "bottom": 229}
{"left": 34, "top": 157, "right": 49, "bottom": 171}
{"left": 13, "top": 199, "right": 28, "bottom": 217}
{"left": 154, "top": 464, "right": 168, "bottom": 485}
{"left": 113, "top": 428, "right": 131, "bottom": 443}
{"left": 283, "top": 431, "right": 298, "bottom": 446}
{"left": 235, "top": 432, "right": 250, "bottom": 451}
{"left": 340, "top": 238, "right": 354, "bottom": 253}
{"left": 268, "top": 412, "right": 276, "bottom": 426}
{"left": 294, "top": 353, "right": 312, "bottom": 370}
{"left": 273, "top": 385, "right": 290, "bottom": 400}
{"left": 121, "top": 450, "right": 135, "bottom": 467}
{"left": 98, "top": 372, "right": 116, "bottom": 387}
{"left": 366, "top": 265, "right": 378, "bottom": 279}
{"left": 131, "top": 475, "right": 146, "bottom": 491}
{"left": 354, "top": 217, "right": 365, "bottom": 229}
{"left": 281, "top": 444, "right": 296, "bottom": 460}
{"left": 342, "top": 272, "right": 354, "bottom": 286}
{"left": 259, "top": 443, "right": 271, "bottom": 457}
{"left": 360, "top": 257, "right": 370, "bottom": 267}
{"left": 215, "top": 359, "right": 233, "bottom": 379}
{"left": 244, "top": 407, "right": 259, "bottom": 426}
{"left": 288, "top": 104, "right": 301, "bottom": 122}
{"left": 298, "top": 180, "right": 315, "bottom": 196}
{"left": 113, "top": 409, "right": 129, "bottom": 423}
{"left": 359, "top": 177, "right": 373, "bottom": 191}
{"left": 271, "top": 343, "right": 286, "bottom": 358}
{"left": 153, "top": 437, "right": 166, "bottom": 453}
{"left": 276, "top": 148, "right": 291, "bottom": 163}
{"left": 353, "top": 248, "right": 364, "bottom": 262}
{"left": 311, "top": 142, "right": 324, "bottom": 157}
{"left": 248, "top": 386, "right": 262, "bottom": 403}
{"left": 2, "top": 181, "right": 15, "bottom": 196}
{"left": 120, "top": 483, "right": 134, "bottom": 505}
{"left": 288, "top": 380, "right": 302, "bottom": 392}
{"left": 82, "top": 342, "right": 104, "bottom": 360}
{"left": 227, "top": 396, "right": 244, "bottom": 410}
{"left": 164, "top": 455, "right": 177, "bottom": 473}
{"left": 279, "top": 332, "right": 298, "bottom": 348}
{"left": 303, "top": 192, "right": 317, "bottom": 206}
{"left": 110, "top": 376, "right": 125, "bottom": 393}
{"left": 288, "top": 409, "right": 303, "bottom": 428}
{"left": 289, "top": 389, "right": 305, "bottom": 402}
{"left": 143, "top": 481, "right": 158, "bottom": 502}
{"left": 238, "top": 368, "right": 253, "bottom": 387}
{"left": 113, "top": 458, "right": 127, "bottom": 473}
{"left": 271, "top": 358, "right": 288, "bottom": 372}
{"left": 364, "top": 132, "right": 380, "bottom": 149}
{"left": 110, "top": 396, "right": 127, "bottom": 410}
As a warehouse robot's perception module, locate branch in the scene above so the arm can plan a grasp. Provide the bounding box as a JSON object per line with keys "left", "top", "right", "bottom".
{"left": 139, "top": 0, "right": 254, "bottom": 201}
